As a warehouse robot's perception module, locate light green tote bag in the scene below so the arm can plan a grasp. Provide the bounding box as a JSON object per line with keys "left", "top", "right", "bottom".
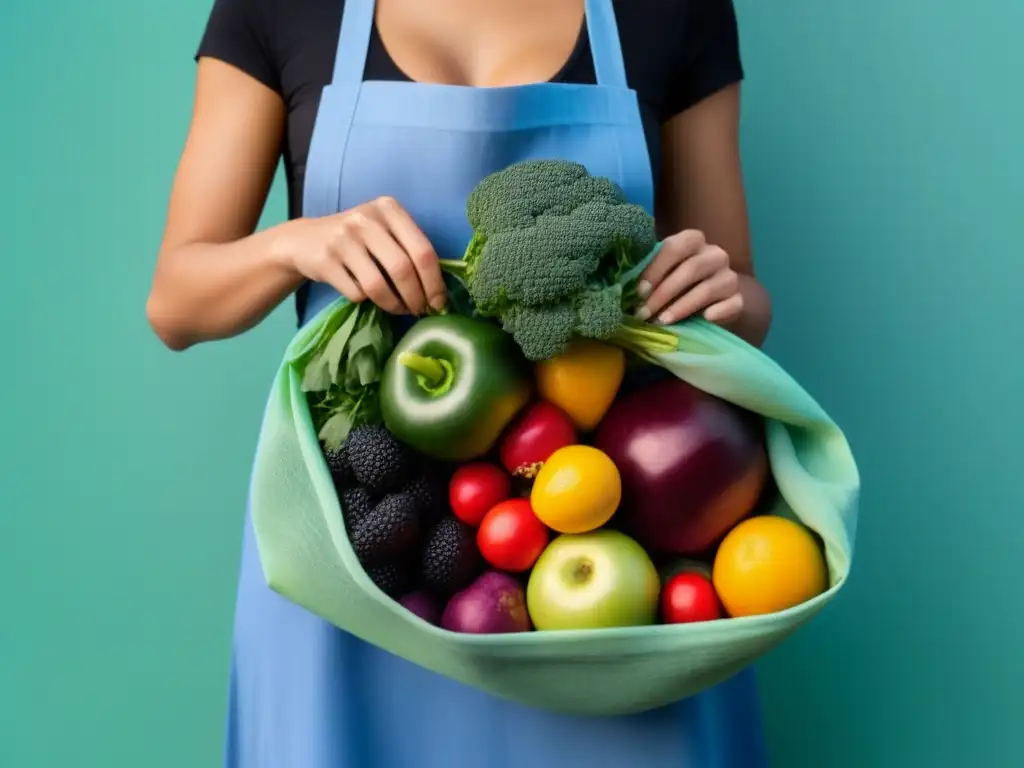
{"left": 250, "top": 296, "right": 859, "bottom": 716}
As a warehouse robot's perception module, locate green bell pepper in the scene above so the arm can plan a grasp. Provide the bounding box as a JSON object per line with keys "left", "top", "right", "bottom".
{"left": 379, "top": 315, "right": 533, "bottom": 462}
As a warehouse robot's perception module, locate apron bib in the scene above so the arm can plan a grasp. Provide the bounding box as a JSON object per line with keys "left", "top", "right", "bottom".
{"left": 300, "top": 0, "right": 652, "bottom": 320}
{"left": 227, "top": 1, "right": 769, "bottom": 765}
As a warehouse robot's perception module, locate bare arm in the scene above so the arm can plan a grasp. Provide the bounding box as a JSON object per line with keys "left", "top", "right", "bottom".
{"left": 146, "top": 58, "right": 305, "bottom": 351}
{"left": 147, "top": 58, "right": 446, "bottom": 351}
{"left": 644, "top": 84, "right": 773, "bottom": 347}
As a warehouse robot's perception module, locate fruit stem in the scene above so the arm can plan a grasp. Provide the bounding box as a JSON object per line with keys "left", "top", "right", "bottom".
{"left": 398, "top": 351, "right": 446, "bottom": 385}
{"left": 398, "top": 351, "right": 455, "bottom": 394}
{"left": 572, "top": 560, "right": 594, "bottom": 584}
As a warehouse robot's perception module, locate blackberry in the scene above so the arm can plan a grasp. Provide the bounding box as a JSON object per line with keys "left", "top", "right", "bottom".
{"left": 323, "top": 444, "right": 352, "bottom": 475}
{"left": 365, "top": 561, "right": 411, "bottom": 599}
{"left": 339, "top": 486, "right": 375, "bottom": 530}
{"left": 324, "top": 445, "right": 354, "bottom": 489}
{"left": 343, "top": 425, "right": 413, "bottom": 494}
{"left": 420, "top": 517, "right": 480, "bottom": 595}
{"left": 351, "top": 491, "right": 421, "bottom": 567}
{"left": 406, "top": 471, "right": 446, "bottom": 524}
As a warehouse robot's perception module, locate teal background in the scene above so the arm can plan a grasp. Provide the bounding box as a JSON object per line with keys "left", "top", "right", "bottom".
{"left": 1, "top": 0, "right": 1020, "bottom": 765}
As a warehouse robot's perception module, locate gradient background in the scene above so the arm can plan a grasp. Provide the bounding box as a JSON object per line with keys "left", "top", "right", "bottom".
{"left": 1, "top": 1, "right": 1021, "bottom": 766}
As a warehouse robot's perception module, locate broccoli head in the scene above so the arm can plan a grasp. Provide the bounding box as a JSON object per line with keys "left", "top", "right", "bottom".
{"left": 500, "top": 302, "right": 578, "bottom": 362}
{"left": 573, "top": 285, "right": 625, "bottom": 341}
{"left": 440, "top": 159, "right": 678, "bottom": 361}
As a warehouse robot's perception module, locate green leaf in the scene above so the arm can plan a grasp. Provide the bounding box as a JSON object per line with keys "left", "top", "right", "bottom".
{"left": 298, "top": 301, "right": 392, "bottom": 450}
{"left": 356, "top": 392, "right": 381, "bottom": 427}
{"left": 352, "top": 347, "right": 379, "bottom": 387}
{"left": 299, "top": 303, "right": 359, "bottom": 392}
{"left": 294, "top": 302, "right": 350, "bottom": 368}
{"left": 379, "top": 317, "right": 394, "bottom": 350}
{"left": 348, "top": 322, "right": 380, "bottom": 356}
{"left": 302, "top": 357, "right": 333, "bottom": 393}
{"left": 323, "top": 306, "right": 361, "bottom": 382}
{"left": 318, "top": 408, "right": 355, "bottom": 452}
{"left": 349, "top": 324, "right": 382, "bottom": 367}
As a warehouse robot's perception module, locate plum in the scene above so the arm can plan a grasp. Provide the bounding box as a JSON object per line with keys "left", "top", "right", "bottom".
{"left": 399, "top": 590, "right": 441, "bottom": 625}
{"left": 441, "top": 571, "right": 532, "bottom": 634}
{"left": 595, "top": 377, "right": 769, "bottom": 555}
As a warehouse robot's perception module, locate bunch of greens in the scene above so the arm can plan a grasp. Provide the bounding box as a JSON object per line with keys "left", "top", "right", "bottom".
{"left": 296, "top": 302, "right": 394, "bottom": 452}
{"left": 438, "top": 158, "right": 680, "bottom": 362}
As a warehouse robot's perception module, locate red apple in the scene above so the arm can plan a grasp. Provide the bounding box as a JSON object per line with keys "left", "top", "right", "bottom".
{"left": 594, "top": 377, "right": 768, "bottom": 555}
{"left": 499, "top": 401, "right": 577, "bottom": 479}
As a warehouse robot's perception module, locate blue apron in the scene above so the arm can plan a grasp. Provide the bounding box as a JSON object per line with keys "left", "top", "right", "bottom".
{"left": 226, "top": 0, "right": 770, "bottom": 765}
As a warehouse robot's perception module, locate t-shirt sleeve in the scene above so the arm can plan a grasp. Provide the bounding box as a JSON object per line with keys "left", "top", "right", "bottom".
{"left": 662, "top": 0, "right": 745, "bottom": 119}
{"left": 195, "top": 0, "right": 281, "bottom": 94}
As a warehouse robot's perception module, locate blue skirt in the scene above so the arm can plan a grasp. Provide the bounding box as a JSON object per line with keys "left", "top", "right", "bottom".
{"left": 224, "top": 497, "right": 770, "bottom": 767}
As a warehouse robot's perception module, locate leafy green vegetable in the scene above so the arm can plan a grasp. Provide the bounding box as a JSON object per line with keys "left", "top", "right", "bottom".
{"left": 298, "top": 302, "right": 393, "bottom": 452}
{"left": 438, "top": 158, "right": 679, "bottom": 361}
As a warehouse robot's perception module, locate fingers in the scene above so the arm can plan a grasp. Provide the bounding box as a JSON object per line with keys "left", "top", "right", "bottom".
{"left": 703, "top": 292, "right": 744, "bottom": 324}
{"left": 376, "top": 197, "right": 447, "bottom": 311}
{"left": 350, "top": 209, "right": 428, "bottom": 314}
{"left": 657, "top": 266, "right": 740, "bottom": 326}
{"left": 639, "top": 243, "right": 728, "bottom": 322}
{"left": 332, "top": 228, "right": 407, "bottom": 314}
{"left": 327, "top": 197, "right": 444, "bottom": 316}
{"left": 634, "top": 227, "right": 744, "bottom": 326}
{"left": 638, "top": 229, "right": 705, "bottom": 296}
{"left": 318, "top": 256, "right": 367, "bottom": 305}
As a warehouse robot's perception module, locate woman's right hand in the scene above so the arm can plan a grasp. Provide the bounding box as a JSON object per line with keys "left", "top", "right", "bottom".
{"left": 283, "top": 196, "right": 448, "bottom": 316}
{"left": 150, "top": 60, "right": 447, "bottom": 350}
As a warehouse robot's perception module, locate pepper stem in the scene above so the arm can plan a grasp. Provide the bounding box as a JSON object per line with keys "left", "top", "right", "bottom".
{"left": 398, "top": 352, "right": 448, "bottom": 388}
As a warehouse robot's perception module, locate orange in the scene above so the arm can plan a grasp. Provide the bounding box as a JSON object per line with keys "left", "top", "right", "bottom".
{"left": 712, "top": 515, "right": 828, "bottom": 618}
{"left": 535, "top": 339, "right": 625, "bottom": 431}
{"left": 530, "top": 445, "right": 621, "bottom": 533}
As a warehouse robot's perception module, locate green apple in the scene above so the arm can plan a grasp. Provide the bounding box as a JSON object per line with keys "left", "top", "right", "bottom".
{"left": 526, "top": 530, "right": 660, "bottom": 631}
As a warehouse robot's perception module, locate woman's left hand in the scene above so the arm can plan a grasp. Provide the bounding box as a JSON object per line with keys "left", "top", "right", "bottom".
{"left": 634, "top": 229, "right": 744, "bottom": 326}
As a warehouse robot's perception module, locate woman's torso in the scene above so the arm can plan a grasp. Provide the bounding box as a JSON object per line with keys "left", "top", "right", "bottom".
{"left": 199, "top": 0, "right": 745, "bottom": 318}
{"left": 198, "top": 0, "right": 744, "bottom": 224}
{"left": 272, "top": 0, "right": 679, "bottom": 208}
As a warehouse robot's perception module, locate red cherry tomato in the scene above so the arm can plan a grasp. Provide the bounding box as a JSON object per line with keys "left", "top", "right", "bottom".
{"left": 477, "top": 498, "right": 550, "bottom": 572}
{"left": 449, "top": 463, "right": 511, "bottom": 526}
{"left": 660, "top": 573, "right": 723, "bottom": 624}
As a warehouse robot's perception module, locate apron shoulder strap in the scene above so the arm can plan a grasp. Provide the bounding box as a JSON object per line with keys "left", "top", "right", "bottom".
{"left": 585, "top": 0, "right": 628, "bottom": 89}
{"left": 330, "top": 0, "right": 376, "bottom": 88}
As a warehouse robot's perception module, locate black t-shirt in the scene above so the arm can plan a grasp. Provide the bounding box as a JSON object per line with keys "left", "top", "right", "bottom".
{"left": 196, "top": 0, "right": 744, "bottom": 220}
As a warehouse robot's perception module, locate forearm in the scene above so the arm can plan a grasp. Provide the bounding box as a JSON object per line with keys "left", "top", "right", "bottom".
{"left": 720, "top": 273, "right": 772, "bottom": 348}
{"left": 146, "top": 221, "right": 304, "bottom": 351}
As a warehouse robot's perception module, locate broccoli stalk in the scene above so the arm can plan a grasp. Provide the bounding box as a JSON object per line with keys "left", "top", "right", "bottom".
{"left": 437, "top": 159, "right": 680, "bottom": 362}
{"left": 610, "top": 314, "right": 681, "bottom": 357}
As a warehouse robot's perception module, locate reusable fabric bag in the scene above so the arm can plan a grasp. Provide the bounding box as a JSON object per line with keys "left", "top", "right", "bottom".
{"left": 250, "top": 296, "right": 859, "bottom": 716}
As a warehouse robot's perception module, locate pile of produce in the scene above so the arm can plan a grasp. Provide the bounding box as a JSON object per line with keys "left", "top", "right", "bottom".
{"left": 303, "top": 159, "right": 829, "bottom": 636}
